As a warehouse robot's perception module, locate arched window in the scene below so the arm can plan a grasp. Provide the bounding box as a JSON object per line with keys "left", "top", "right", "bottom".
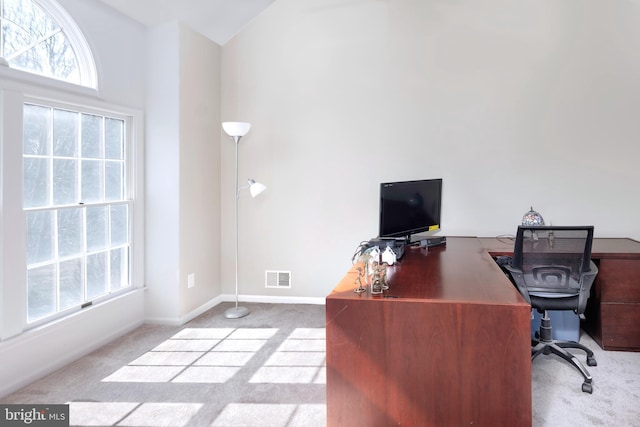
{"left": 0, "top": 0, "right": 97, "bottom": 88}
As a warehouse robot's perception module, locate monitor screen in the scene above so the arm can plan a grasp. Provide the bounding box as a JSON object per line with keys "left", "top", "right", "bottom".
{"left": 379, "top": 178, "right": 442, "bottom": 239}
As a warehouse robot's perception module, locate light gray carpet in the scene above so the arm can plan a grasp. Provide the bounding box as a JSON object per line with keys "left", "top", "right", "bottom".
{"left": 531, "top": 329, "right": 640, "bottom": 426}
{"left": 2, "top": 302, "right": 639, "bottom": 426}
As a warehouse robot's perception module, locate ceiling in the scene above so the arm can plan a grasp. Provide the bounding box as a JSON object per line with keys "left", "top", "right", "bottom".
{"left": 97, "top": 0, "right": 276, "bottom": 45}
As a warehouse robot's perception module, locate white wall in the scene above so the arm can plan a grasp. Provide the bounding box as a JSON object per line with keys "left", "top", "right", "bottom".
{"left": 221, "top": 0, "right": 640, "bottom": 299}
{"left": 145, "top": 23, "right": 181, "bottom": 322}
{"left": 146, "top": 23, "right": 223, "bottom": 324}
{"left": 178, "top": 27, "right": 223, "bottom": 317}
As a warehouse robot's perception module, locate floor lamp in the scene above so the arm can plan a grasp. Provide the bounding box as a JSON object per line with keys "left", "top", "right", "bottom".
{"left": 222, "top": 121, "right": 266, "bottom": 319}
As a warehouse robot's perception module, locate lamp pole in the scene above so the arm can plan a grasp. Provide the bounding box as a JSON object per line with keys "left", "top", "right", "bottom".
{"left": 225, "top": 134, "right": 250, "bottom": 319}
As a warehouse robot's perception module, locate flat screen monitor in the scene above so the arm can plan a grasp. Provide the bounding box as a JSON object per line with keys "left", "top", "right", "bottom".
{"left": 379, "top": 178, "right": 442, "bottom": 240}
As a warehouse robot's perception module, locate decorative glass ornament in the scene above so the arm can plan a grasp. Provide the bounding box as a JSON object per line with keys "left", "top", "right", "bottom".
{"left": 522, "top": 206, "right": 545, "bottom": 226}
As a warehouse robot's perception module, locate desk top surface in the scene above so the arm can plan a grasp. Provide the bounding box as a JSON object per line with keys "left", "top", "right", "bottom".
{"left": 328, "top": 236, "right": 640, "bottom": 305}
{"left": 479, "top": 236, "right": 640, "bottom": 259}
{"left": 328, "top": 237, "right": 527, "bottom": 305}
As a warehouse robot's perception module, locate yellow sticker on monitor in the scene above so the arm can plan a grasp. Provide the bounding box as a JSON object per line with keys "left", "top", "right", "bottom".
{"left": 429, "top": 225, "right": 439, "bottom": 231}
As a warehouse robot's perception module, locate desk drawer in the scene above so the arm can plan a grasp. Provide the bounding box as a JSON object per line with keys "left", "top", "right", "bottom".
{"left": 600, "top": 303, "right": 640, "bottom": 351}
{"left": 597, "top": 259, "right": 640, "bottom": 303}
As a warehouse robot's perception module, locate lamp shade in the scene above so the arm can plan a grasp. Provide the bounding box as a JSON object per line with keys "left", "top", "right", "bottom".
{"left": 522, "top": 206, "right": 545, "bottom": 226}
{"left": 247, "top": 179, "right": 266, "bottom": 198}
{"left": 222, "top": 122, "right": 251, "bottom": 137}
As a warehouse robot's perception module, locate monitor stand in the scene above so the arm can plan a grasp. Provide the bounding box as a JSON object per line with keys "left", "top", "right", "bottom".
{"left": 416, "top": 236, "right": 447, "bottom": 248}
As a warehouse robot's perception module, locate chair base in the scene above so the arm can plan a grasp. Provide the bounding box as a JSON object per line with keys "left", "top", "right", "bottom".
{"left": 532, "top": 311, "right": 597, "bottom": 394}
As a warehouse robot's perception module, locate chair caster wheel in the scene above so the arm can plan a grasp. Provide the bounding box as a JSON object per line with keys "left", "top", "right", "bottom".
{"left": 582, "top": 382, "right": 593, "bottom": 394}
{"left": 587, "top": 356, "right": 597, "bottom": 367}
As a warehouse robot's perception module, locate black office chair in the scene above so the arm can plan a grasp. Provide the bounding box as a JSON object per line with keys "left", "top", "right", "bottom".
{"left": 505, "top": 225, "right": 598, "bottom": 393}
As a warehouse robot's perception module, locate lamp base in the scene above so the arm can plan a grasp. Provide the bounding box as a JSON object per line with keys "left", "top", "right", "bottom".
{"left": 224, "top": 306, "right": 250, "bottom": 319}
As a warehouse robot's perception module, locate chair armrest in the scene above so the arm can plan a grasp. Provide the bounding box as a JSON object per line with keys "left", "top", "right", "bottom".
{"left": 577, "top": 261, "right": 598, "bottom": 314}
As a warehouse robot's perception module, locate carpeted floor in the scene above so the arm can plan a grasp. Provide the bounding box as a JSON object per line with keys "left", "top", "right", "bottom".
{"left": 2, "top": 302, "right": 639, "bottom": 426}
{"left": 519, "top": 326, "right": 639, "bottom": 427}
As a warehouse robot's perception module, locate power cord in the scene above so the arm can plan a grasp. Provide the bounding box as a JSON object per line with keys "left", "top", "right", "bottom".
{"left": 496, "top": 234, "right": 515, "bottom": 244}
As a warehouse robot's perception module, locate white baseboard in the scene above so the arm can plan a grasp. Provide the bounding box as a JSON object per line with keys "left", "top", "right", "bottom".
{"left": 145, "top": 294, "right": 326, "bottom": 326}
{"left": 145, "top": 295, "right": 226, "bottom": 326}
{"left": 227, "top": 294, "right": 327, "bottom": 306}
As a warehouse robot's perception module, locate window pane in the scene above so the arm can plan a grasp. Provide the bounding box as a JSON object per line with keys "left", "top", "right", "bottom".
{"left": 1, "top": 0, "right": 33, "bottom": 60}
{"left": 81, "top": 114, "right": 103, "bottom": 158}
{"left": 23, "top": 157, "right": 50, "bottom": 208}
{"left": 58, "top": 207, "right": 83, "bottom": 258}
{"left": 27, "top": 264, "right": 57, "bottom": 322}
{"left": 26, "top": 210, "right": 54, "bottom": 264}
{"left": 105, "top": 161, "right": 123, "bottom": 201}
{"left": 53, "top": 109, "right": 78, "bottom": 157}
{"left": 2, "top": 0, "right": 92, "bottom": 87}
{"left": 3, "top": 0, "right": 58, "bottom": 56}
{"left": 23, "top": 104, "right": 51, "bottom": 156}
{"left": 110, "top": 205, "right": 128, "bottom": 246}
{"left": 37, "top": 31, "right": 80, "bottom": 83}
{"left": 22, "top": 102, "right": 131, "bottom": 323}
{"left": 86, "top": 206, "right": 107, "bottom": 251}
{"left": 110, "top": 247, "right": 128, "bottom": 290}
{"left": 81, "top": 159, "right": 103, "bottom": 203}
{"left": 59, "top": 258, "right": 83, "bottom": 310}
{"left": 105, "top": 118, "right": 124, "bottom": 160}
{"left": 53, "top": 159, "right": 78, "bottom": 205}
{"left": 87, "top": 252, "right": 107, "bottom": 300}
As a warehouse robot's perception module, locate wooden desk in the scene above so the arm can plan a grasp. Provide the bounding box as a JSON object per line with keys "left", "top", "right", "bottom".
{"left": 480, "top": 237, "right": 640, "bottom": 351}
{"left": 326, "top": 237, "right": 532, "bottom": 427}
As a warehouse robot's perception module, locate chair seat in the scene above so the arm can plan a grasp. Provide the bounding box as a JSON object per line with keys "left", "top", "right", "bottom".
{"left": 530, "top": 294, "right": 579, "bottom": 311}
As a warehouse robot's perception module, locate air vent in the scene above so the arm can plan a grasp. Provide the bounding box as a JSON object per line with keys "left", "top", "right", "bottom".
{"left": 265, "top": 270, "right": 291, "bottom": 288}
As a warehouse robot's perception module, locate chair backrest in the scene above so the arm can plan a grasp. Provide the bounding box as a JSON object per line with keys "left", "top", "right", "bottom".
{"left": 509, "top": 225, "right": 597, "bottom": 313}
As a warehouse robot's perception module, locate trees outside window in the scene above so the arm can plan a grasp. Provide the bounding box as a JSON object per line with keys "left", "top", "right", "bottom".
{"left": 1, "top": 0, "right": 97, "bottom": 87}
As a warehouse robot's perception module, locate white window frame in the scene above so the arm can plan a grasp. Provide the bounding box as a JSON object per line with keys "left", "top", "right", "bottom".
{"left": 0, "top": 73, "right": 144, "bottom": 340}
